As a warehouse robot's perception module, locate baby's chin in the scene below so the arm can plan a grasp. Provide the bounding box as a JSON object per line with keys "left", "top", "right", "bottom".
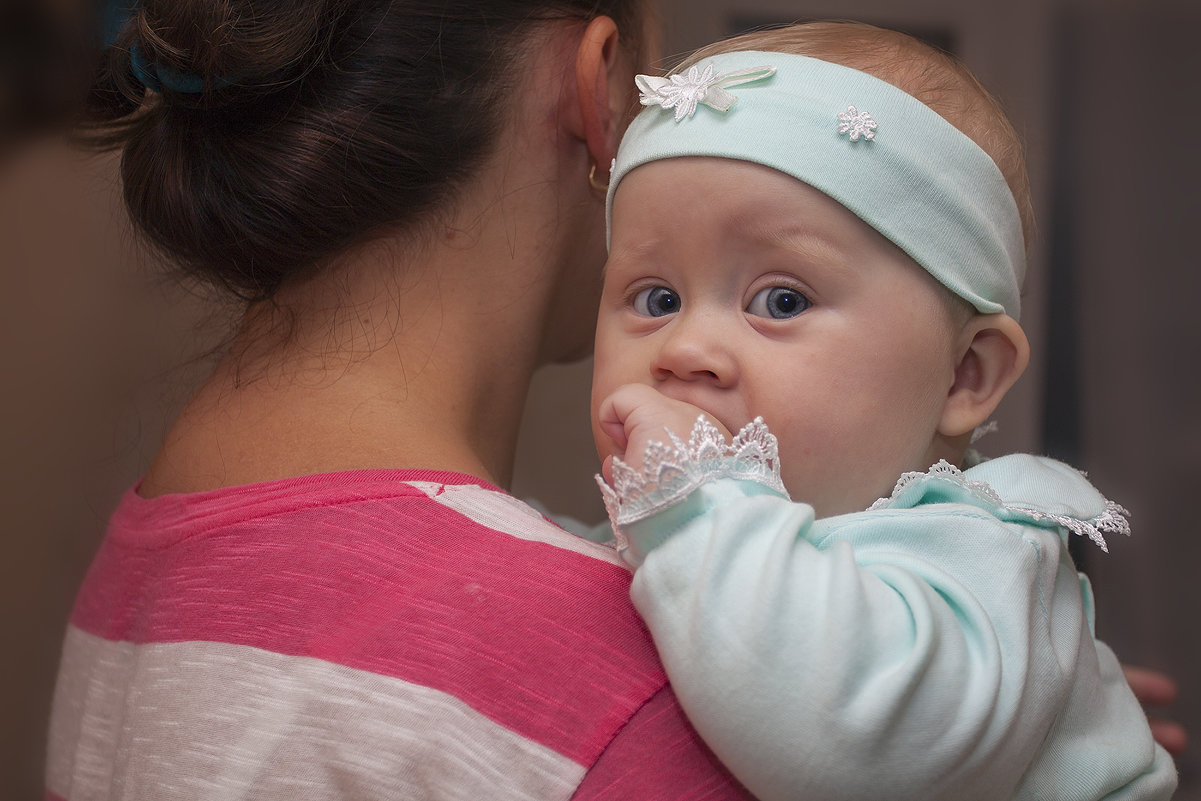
{"left": 781, "top": 439, "right": 959, "bottom": 516}
{"left": 780, "top": 472, "right": 897, "bottom": 519}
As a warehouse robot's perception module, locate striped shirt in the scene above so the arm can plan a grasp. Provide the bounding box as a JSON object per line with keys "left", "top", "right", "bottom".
{"left": 46, "top": 469, "right": 753, "bottom": 800}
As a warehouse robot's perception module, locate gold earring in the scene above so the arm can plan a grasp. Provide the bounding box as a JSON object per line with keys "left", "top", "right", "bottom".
{"left": 588, "top": 161, "right": 610, "bottom": 193}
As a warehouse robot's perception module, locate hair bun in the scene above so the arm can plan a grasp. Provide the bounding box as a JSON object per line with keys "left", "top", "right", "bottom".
{"left": 86, "top": 0, "right": 650, "bottom": 301}
{"left": 128, "top": 0, "right": 348, "bottom": 99}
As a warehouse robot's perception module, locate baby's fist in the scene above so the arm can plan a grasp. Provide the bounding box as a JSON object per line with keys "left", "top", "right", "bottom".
{"left": 597, "top": 384, "right": 732, "bottom": 483}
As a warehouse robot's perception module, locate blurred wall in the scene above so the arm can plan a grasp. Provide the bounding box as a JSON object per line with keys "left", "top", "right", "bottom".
{"left": 3, "top": 0, "right": 1197, "bottom": 798}
{"left": 1053, "top": 4, "right": 1200, "bottom": 795}
{"left": 0, "top": 144, "right": 224, "bottom": 799}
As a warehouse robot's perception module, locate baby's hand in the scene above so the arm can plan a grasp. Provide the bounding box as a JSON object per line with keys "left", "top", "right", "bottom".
{"left": 597, "top": 384, "right": 732, "bottom": 484}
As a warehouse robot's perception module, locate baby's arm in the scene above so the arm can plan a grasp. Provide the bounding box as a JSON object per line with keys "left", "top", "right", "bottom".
{"left": 596, "top": 391, "right": 1169, "bottom": 801}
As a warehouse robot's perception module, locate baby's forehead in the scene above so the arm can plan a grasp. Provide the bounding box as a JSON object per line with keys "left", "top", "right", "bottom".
{"left": 607, "top": 51, "right": 1025, "bottom": 320}
{"left": 607, "top": 155, "right": 910, "bottom": 265}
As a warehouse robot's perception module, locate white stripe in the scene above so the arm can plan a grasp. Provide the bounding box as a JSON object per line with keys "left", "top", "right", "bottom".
{"left": 47, "top": 629, "right": 585, "bottom": 801}
{"left": 407, "top": 481, "right": 627, "bottom": 567}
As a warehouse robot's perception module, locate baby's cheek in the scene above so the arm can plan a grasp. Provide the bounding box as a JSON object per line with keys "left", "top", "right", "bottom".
{"left": 774, "top": 428, "right": 863, "bottom": 515}
{"left": 590, "top": 359, "right": 622, "bottom": 402}
{"left": 772, "top": 431, "right": 812, "bottom": 493}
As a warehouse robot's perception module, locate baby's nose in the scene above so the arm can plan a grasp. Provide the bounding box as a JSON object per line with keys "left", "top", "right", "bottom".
{"left": 650, "top": 314, "right": 739, "bottom": 387}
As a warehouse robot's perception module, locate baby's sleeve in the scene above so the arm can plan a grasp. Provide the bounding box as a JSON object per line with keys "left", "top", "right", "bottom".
{"left": 618, "top": 480, "right": 1053, "bottom": 801}
{"left": 600, "top": 431, "right": 1172, "bottom": 801}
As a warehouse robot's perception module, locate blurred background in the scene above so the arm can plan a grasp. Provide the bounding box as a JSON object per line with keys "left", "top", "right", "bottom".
{"left": 2, "top": 0, "right": 1197, "bottom": 798}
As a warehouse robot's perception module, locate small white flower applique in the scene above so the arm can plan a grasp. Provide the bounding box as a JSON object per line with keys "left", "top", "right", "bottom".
{"left": 836, "top": 105, "right": 878, "bottom": 141}
{"left": 637, "top": 64, "right": 776, "bottom": 122}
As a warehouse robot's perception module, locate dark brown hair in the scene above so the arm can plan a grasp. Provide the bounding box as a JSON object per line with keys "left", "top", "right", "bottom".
{"left": 88, "top": 0, "right": 649, "bottom": 301}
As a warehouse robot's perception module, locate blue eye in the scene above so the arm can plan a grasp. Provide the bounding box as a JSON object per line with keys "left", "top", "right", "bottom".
{"left": 633, "top": 286, "right": 681, "bottom": 317}
{"left": 747, "top": 286, "right": 810, "bottom": 319}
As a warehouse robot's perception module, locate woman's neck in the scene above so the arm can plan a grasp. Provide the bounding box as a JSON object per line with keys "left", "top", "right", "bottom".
{"left": 140, "top": 260, "right": 537, "bottom": 496}
{"left": 141, "top": 178, "right": 595, "bottom": 497}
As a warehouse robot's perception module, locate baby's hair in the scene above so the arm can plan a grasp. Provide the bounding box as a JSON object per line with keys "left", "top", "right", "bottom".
{"left": 84, "top": 0, "right": 652, "bottom": 302}
{"left": 679, "top": 22, "right": 1034, "bottom": 252}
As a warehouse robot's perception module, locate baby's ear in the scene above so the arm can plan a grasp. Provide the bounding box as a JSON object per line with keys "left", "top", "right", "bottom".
{"left": 938, "top": 314, "right": 1030, "bottom": 438}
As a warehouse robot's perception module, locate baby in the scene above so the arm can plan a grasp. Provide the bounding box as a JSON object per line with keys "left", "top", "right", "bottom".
{"left": 590, "top": 21, "right": 1177, "bottom": 801}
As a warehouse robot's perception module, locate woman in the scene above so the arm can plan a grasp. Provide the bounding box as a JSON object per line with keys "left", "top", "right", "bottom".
{"left": 45, "top": 1, "right": 753, "bottom": 798}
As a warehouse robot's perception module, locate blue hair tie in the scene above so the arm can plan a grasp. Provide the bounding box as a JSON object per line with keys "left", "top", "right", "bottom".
{"left": 101, "top": 0, "right": 133, "bottom": 49}
{"left": 103, "top": 0, "right": 234, "bottom": 94}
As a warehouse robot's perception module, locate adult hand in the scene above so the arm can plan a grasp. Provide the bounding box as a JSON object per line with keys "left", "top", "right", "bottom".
{"left": 597, "top": 384, "right": 732, "bottom": 484}
{"left": 1123, "top": 664, "right": 1187, "bottom": 755}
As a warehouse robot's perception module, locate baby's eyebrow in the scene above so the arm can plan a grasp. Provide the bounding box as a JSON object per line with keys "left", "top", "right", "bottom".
{"left": 761, "top": 227, "right": 851, "bottom": 272}
{"left": 603, "top": 238, "right": 666, "bottom": 278}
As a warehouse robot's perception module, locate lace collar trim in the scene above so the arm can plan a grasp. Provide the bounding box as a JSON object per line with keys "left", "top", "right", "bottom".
{"left": 870, "top": 459, "right": 1129, "bottom": 552}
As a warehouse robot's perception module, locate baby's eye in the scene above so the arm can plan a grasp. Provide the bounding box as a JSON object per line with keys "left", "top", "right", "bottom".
{"left": 633, "top": 286, "right": 681, "bottom": 317}
{"left": 747, "top": 286, "right": 811, "bottom": 319}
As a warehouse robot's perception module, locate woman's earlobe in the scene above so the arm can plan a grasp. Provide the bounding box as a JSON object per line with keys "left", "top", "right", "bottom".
{"left": 938, "top": 314, "right": 1031, "bottom": 437}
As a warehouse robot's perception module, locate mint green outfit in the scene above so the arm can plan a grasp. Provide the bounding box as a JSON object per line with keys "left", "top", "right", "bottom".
{"left": 603, "top": 441, "right": 1176, "bottom": 801}
{"left": 601, "top": 48, "right": 1177, "bottom": 801}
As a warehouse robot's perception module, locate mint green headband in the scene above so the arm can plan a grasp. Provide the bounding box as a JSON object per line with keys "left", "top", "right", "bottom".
{"left": 607, "top": 51, "right": 1026, "bottom": 319}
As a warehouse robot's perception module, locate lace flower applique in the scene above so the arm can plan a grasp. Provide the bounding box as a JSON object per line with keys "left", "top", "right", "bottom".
{"left": 869, "top": 460, "right": 1130, "bottom": 552}
{"left": 836, "top": 105, "right": 878, "bottom": 141}
{"left": 597, "top": 416, "right": 787, "bottom": 529}
{"left": 637, "top": 64, "right": 777, "bottom": 121}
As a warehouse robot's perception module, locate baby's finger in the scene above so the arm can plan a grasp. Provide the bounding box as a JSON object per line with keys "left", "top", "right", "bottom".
{"left": 596, "top": 397, "right": 630, "bottom": 454}
{"left": 601, "top": 454, "right": 616, "bottom": 486}
{"left": 598, "top": 384, "right": 671, "bottom": 449}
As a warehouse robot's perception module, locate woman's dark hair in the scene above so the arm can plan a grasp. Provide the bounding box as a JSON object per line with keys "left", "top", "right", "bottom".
{"left": 88, "top": 0, "right": 648, "bottom": 301}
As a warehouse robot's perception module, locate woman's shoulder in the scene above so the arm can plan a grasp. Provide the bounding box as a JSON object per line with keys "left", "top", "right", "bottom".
{"left": 60, "top": 469, "right": 668, "bottom": 798}
{"left": 88, "top": 470, "right": 644, "bottom": 677}
{"left": 110, "top": 468, "right": 621, "bottom": 562}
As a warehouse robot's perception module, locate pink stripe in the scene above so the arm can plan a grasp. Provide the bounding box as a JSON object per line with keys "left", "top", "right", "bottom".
{"left": 45, "top": 792, "right": 66, "bottom": 801}
{"left": 574, "top": 687, "right": 755, "bottom": 800}
{"left": 69, "top": 479, "right": 665, "bottom": 766}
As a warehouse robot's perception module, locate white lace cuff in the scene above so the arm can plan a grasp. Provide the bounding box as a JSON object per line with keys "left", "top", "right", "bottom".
{"left": 596, "top": 416, "right": 788, "bottom": 531}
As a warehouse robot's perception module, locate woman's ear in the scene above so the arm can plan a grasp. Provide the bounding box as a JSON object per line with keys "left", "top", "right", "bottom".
{"left": 571, "top": 16, "right": 626, "bottom": 181}
{"left": 939, "top": 314, "right": 1031, "bottom": 438}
